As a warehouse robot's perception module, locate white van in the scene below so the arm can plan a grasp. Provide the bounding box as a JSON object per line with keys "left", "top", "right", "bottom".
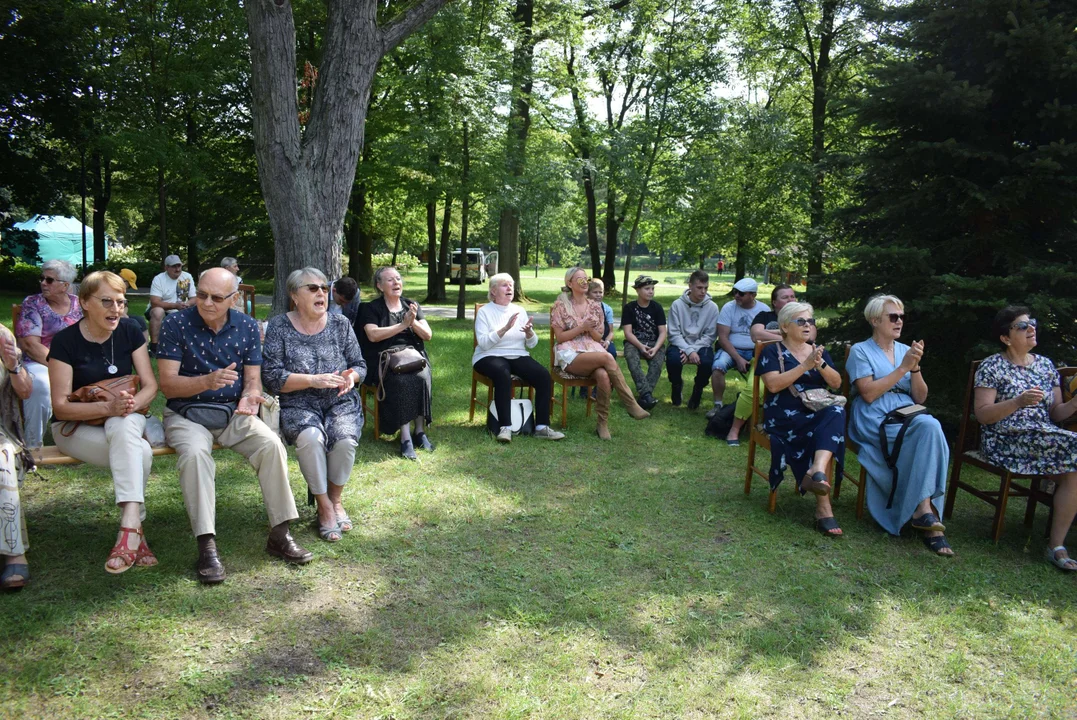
{"left": 450, "top": 248, "right": 488, "bottom": 284}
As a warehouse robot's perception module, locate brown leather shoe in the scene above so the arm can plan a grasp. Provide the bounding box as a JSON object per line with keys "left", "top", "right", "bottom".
{"left": 196, "top": 546, "right": 226, "bottom": 584}
{"left": 266, "top": 530, "right": 314, "bottom": 565}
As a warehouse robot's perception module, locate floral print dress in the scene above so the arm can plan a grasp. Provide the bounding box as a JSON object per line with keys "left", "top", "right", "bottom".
{"left": 974, "top": 353, "right": 1077, "bottom": 475}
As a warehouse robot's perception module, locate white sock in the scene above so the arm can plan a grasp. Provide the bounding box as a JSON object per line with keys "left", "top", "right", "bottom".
{"left": 535, "top": 424, "right": 547, "bottom": 431}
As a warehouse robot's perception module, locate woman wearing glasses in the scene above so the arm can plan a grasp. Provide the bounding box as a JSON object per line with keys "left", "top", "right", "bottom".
{"left": 263, "top": 268, "right": 365, "bottom": 541}
{"left": 846, "top": 295, "right": 953, "bottom": 555}
{"left": 757, "top": 302, "right": 846, "bottom": 536}
{"left": 358, "top": 266, "right": 434, "bottom": 461}
{"left": 15, "top": 259, "right": 82, "bottom": 448}
{"left": 551, "top": 267, "right": 649, "bottom": 440}
{"left": 48, "top": 271, "right": 159, "bottom": 573}
{"left": 974, "top": 306, "right": 1077, "bottom": 571}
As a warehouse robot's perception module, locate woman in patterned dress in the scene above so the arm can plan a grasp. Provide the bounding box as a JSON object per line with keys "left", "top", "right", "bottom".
{"left": 757, "top": 302, "right": 846, "bottom": 537}
{"left": 846, "top": 295, "right": 953, "bottom": 556}
{"left": 550, "top": 267, "right": 649, "bottom": 440}
{"left": 263, "top": 268, "right": 366, "bottom": 542}
{"left": 974, "top": 306, "right": 1077, "bottom": 572}
{"left": 15, "top": 258, "right": 82, "bottom": 448}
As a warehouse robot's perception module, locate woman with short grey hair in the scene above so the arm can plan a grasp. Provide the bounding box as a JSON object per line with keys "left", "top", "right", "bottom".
{"left": 262, "top": 267, "right": 366, "bottom": 541}
{"left": 15, "top": 258, "right": 82, "bottom": 448}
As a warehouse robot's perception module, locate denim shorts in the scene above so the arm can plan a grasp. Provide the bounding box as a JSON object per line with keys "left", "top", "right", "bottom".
{"left": 712, "top": 347, "right": 755, "bottom": 373}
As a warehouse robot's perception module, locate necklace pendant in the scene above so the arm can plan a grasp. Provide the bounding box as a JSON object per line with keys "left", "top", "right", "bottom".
{"left": 107, "top": 364, "right": 118, "bottom": 375}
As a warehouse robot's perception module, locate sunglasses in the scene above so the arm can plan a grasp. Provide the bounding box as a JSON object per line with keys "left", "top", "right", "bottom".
{"left": 793, "top": 317, "right": 816, "bottom": 327}
{"left": 39, "top": 276, "right": 61, "bottom": 284}
{"left": 196, "top": 290, "right": 238, "bottom": 304}
{"left": 93, "top": 296, "right": 127, "bottom": 310}
{"left": 303, "top": 284, "right": 330, "bottom": 294}
{"left": 888, "top": 313, "right": 905, "bottom": 323}
{"left": 734, "top": 290, "right": 755, "bottom": 297}
{"left": 1011, "top": 318, "right": 1037, "bottom": 331}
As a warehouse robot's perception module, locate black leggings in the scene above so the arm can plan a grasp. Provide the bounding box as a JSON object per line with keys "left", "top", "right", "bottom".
{"left": 473, "top": 355, "right": 553, "bottom": 427}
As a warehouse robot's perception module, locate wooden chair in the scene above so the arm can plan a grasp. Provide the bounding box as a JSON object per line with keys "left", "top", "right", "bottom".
{"left": 548, "top": 325, "right": 595, "bottom": 429}
{"left": 944, "top": 361, "right": 1073, "bottom": 542}
{"left": 469, "top": 303, "right": 535, "bottom": 422}
{"left": 743, "top": 340, "right": 783, "bottom": 512}
{"left": 238, "top": 284, "right": 256, "bottom": 316}
{"left": 834, "top": 344, "right": 866, "bottom": 519}
{"left": 359, "top": 383, "right": 381, "bottom": 440}
{"left": 12, "top": 304, "right": 21, "bottom": 326}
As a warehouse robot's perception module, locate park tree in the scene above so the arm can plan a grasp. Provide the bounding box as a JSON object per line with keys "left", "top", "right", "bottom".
{"left": 821, "top": 0, "right": 1077, "bottom": 413}
{"left": 245, "top": 0, "right": 451, "bottom": 313}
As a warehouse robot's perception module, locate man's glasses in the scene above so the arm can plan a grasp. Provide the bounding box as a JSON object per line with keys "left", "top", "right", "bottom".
{"left": 1011, "top": 318, "right": 1038, "bottom": 331}
{"left": 196, "top": 290, "right": 238, "bottom": 304}
{"left": 93, "top": 296, "right": 127, "bottom": 310}
{"left": 888, "top": 313, "right": 905, "bottom": 323}
{"left": 39, "top": 276, "right": 60, "bottom": 284}
{"left": 303, "top": 284, "right": 330, "bottom": 294}
{"left": 793, "top": 317, "right": 816, "bottom": 327}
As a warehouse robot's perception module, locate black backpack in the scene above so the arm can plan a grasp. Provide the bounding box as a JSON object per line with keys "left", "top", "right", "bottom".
{"left": 704, "top": 402, "right": 737, "bottom": 438}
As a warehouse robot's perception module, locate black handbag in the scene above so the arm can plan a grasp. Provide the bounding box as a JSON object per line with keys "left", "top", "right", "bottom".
{"left": 167, "top": 399, "right": 237, "bottom": 430}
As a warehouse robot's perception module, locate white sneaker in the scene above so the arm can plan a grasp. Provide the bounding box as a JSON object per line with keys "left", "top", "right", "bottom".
{"left": 533, "top": 426, "right": 565, "bottom": 440}
{"left": 496, "top": 426, "right": 513, "bottom": 443}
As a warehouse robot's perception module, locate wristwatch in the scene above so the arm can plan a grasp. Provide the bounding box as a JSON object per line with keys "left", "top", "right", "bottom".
{"left": 819, "top": 361, "right": 828, "bottom": 370}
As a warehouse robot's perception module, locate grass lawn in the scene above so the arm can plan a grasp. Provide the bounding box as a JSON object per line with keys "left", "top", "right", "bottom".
{"left": 0, "top": 296, "right": 1074, "bottom": 719}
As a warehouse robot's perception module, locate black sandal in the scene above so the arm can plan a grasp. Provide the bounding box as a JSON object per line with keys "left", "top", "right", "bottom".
{"left": 815, "top": 516, "right": 843, "bottom": 537}
{"left": 911, "top": 512, "right": 945, "bottom": 532}
{"left": 802, "top": 471, "right": 831, "bottom": 496}
{"left": 922, "top": 534, "right": 954, "bottom": 556}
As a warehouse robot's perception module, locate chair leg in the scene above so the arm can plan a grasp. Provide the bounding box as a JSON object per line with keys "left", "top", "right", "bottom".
{"left": 560, "top": 383, "right": 568, "bottom": 429}
{"left": 768, "top": 488, "right": 778, "bottom": 514}
{"left": 991, "top": 472, "right": 1013, "bottom": 543}
{"left": 1024, "top": 477, "right": 1040, "bottom": 528}
{"left": 469, "top": 377, "right": 478, "bottom": 422}
{"left": 944, "top": 456, "right": 962, "bottom": 520}
{"left": 744, "top": 437, "right": 757, "bottom": 495}
{"left": 373, "top": 394, "right": 381, "bottom": 440}
{"left": 585, "top": 387, "right": 593, "bottom": 417}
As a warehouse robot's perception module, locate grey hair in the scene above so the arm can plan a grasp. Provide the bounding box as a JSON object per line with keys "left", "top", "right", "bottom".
{"left": 286, "top": 267, "right": 328, "bottom": 295}
{"left": 220, "top": 257, "right": 238, "bottom": 269}
{"left": 372, "top": 266, "right": 400, "bottom": 295}
{"left": 864, "top": 294, "right": 903, "bottom": 324}
{"left": 487, "top": 272, "right": 514, "bottom": 302}
{"left": 41, "top": 259, "right": 76, "bottom": 284}
{"left": 199, "top": 268, "right": 240, "bottom": 292}
{"left": 778, "top": 301, "right": 814, "bottom": 336}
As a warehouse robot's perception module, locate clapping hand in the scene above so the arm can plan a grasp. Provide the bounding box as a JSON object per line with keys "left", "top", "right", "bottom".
{"left": 208, "top": 362, "right": 240, "bottom": 390}
{"left": 500, "top": 312, "right": 520, "bottom": 335}
{"left": 336, "top": 370, "right": 356, "bottom": 397}
{"left": 236, "top": 393, "right": 266, "bottom": 416}
{"left": 402, "top": 303, "right": 417, "bottom": 328}
{"left": 108, "top": 390, "right": 137, "bottom": 417}
{"left": 901, "top": 340, "right": 924, "bottom": 372}
{"left": 310, "top": 373, "right": 348, "bottom": 391}
{"left": 0, "top": 333, "right": 19, "bottom": 373}
{"left": 521, "top": 316, "right": 534, "bottom": 337}
{"left": 801, "top": 345, "right": 825, "bottom": 371}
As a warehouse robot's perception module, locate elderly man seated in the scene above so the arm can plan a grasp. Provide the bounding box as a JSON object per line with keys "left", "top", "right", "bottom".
{"left": 158, "top": 267, "right": 312, "bottom": 584}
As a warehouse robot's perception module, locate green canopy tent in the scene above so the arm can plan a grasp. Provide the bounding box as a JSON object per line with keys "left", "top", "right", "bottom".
{"left": 12, "top": 214, "right": 105, "bottom": 266}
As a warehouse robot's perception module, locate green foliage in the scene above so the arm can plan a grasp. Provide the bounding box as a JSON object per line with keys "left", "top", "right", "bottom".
{"left": 820, "top": 0, "right": 1077, "bottom": 415}
{"left": 371, "top": 251, "right": 422, "bottom": 273}
{"left": 1, "top": 227, "right": 42, "bottom": 265}
{"left": 0, "top": 261, "right": 46, "bottom": 294}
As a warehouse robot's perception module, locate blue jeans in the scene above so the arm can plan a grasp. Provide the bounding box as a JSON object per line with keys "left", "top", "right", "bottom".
{"left": 666, "top": 345, "right": 714, "bottom": 391}
{"left": 712, "top": 347, "right": 755, "bottom": 373}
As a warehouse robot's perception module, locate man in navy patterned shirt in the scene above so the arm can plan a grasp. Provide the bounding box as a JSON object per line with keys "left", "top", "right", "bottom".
{"left": 158, "top": 267, "right": 312, "bottom": 584}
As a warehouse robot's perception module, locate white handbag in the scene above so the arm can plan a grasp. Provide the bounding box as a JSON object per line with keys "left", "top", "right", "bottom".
{"left": 259, "top": 393, "right": 281, "bottom": 437}
{"left": 487, "top": 398, "right": 535, "bottom": 434}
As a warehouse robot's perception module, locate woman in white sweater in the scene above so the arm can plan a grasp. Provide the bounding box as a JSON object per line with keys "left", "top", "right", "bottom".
{"left": 473, "top": 274, "right": 565, "bottom": 443}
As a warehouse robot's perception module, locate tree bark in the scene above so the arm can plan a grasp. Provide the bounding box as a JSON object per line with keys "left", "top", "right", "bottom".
{"left": 90, "top": 149, "right": 110, "bottom": 265}
{"left": 185, "top": 109, "right": 200, "bottom": 276}
{"left": 567, "top": 45, "right": 601, "bottom": 278}
{"left": 457, "top": 120, "right": 470, "bottom": 320}
{"left": 157, "top": 165, "right": 168, "bottom": 260}
{"left": 437, "top": 192, "right": 452, "bottom": 292}
{"left": 246, "top": 0, "right": 450, "bottom": 314}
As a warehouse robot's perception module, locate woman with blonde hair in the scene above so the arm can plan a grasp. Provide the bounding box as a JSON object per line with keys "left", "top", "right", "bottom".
{"left": 550, "top": 267, "right": 649, "bottom": 439}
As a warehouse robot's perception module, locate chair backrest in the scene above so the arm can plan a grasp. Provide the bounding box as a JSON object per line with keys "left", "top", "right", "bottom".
{"left": 549, "top": 323, "right": 556, "bottom": 368}
{"left": 238, "top": 284, "right": 256, "bottom": 317}
{"left": 839, "top": 343, "right": 854, "bottom": 396}
{"left": 749, "top": 340, "right": 780, "bottom": 428}
{"left": 12, "top": 304, "right": 21, "bottom": 327}
{"left": 473, "top": 303, "right": 484, "bottom": 349}
{"left": 954, "top": 360, "right": 983, "bottom": 455}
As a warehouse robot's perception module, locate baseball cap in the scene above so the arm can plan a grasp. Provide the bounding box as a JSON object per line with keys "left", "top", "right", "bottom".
{"left": 164, "top": 254, "right": 182, "bottom": 267}
{"left": 118, "top": 268, "right": 138, "bottom": 290}
{"left": 732, "top": 278, "right": 758, "bottom": 294}
{"left": 633, "top": 275, "right": 658, "bottom": 289}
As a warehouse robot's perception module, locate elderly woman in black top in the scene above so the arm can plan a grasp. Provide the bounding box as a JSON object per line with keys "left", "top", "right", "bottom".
{"left": 358, "top": 266, "right": 434, "bottom": 461}
{"left": 263, "top": 267, "right": 366, "bottom": 542}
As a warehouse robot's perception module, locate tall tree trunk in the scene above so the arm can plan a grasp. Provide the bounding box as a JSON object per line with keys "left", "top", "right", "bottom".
{"left": 90, "top": 149, "right": 110, "bottom": 265}
{"left": 185, "top": 110, "right": 200, "bottom": 276}
{"left": 803, "top": 0, "right": 836, "bottom": 285}
{"left": 424, "top": 154, "right": 444, "bottom": 301}
{"left": 346, "top": 143, "right": 374, "bottom": 284}
{"left": 157, "top": 165, "right": 168, "bottom": 260}
{"left": 567, "top": 45, "right": 601, "bottom": 278}
{"left": 390, "top": 223, "right": 402, "bottom": 265}
{"left": 436, "top": 192, "right": 452, "bottom": 294}
{"left": 497, "top": 0, "right": 534, "bottom": 300}
{"left": 456, "top": 120, "right": 470, "bottom": 319}
{"left": 603, "top": 193, "right": 621, "bottom": 288}
{"left": 245, "top": 0, "right": 449, "bottom": 315}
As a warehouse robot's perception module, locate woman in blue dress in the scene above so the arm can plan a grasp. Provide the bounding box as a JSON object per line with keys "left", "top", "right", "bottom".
{"left": 974, "top": 306, "right": 1077, "bottom": 572}
{"left": 758, "top": 302, "right": 847, "bottom": 537}
{"left": 846, "top": 294, "right": 953, "bottom": 556}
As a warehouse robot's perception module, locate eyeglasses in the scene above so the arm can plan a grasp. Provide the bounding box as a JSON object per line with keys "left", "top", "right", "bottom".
{"left": 93, "top": 296, "right": 127, "bottom": 310}
{"left": 303, "top": 284, "right": 330, "bottom": 294}
{"left": 888, "top": 313, "right": 905, "bottom": 323}
{"left": 793, "top": 317, "right": 816, "bottom": 327}
{"left": 1011, "top": 318, "right": 1038, "bottom": 331}
{"left": 196, "top": 290, "right": 238, "bottom": 304}
{"left": 39, "top": 276, "right": 62, "bottom": 285}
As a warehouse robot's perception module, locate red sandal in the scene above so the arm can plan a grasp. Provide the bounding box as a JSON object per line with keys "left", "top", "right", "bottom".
{"left": 105, "top": 527, "right": 156, "bottom": 574}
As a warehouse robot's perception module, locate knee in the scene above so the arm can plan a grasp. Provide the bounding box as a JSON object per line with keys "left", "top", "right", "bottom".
{"left": 594, "top": 369, "right": 611, "bottom": 390}
{"left": 149, "top": 307, "right": 165, "bottom": 321}
{"left": 296, "top": 427, "right": 326, "bottom": 452}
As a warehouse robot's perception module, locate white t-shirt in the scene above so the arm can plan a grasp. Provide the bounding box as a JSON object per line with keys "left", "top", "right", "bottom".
{"left": 718, "top": 299, "right": 770, "bottom": 351}
{"left": 150, "top": 271, "right": 195, "bottom": 311}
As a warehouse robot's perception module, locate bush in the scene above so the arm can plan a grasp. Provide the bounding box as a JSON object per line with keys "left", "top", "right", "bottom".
{"left": 371, "top": 251, "right": 421, "bottom": 273}
{"left": 0, "top": 261, "right": 46, "bottom": 295}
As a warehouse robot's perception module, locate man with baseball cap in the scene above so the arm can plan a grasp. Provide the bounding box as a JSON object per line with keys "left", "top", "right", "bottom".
{"left": 620, "top": 275, "right": 667, "bottom": 410}
{"left": 148, "top": 254, "right": 195, "bottom": 356}
{"left": 709, "top": 277, "right": 768, "bottom": 418}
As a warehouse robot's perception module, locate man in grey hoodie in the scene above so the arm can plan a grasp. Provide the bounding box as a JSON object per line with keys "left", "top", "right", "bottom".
{"left": 665, "top": 270, "right": 720, "bottom": 407}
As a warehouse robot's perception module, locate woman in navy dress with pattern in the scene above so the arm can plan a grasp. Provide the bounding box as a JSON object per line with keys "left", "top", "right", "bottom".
{"left": 757, "top": 302, "right": 847, "bottom": 536}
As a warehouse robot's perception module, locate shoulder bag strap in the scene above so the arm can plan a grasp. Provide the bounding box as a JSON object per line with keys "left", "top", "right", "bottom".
{"left": 878, "top": 410, "right": 915, "bottom": 509}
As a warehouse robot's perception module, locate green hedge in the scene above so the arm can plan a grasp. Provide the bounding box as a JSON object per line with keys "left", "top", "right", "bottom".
{"left": 0, "top": 261, "right": 43, "bottom": 295}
